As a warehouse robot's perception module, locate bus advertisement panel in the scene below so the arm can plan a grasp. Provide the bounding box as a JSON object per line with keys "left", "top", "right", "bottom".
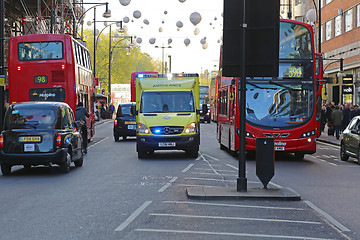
{"left": 8, "top": 34, "right": 95, "bottom": 139}
{"left": 217, "top": 19, "right": 322, "bottom": 160}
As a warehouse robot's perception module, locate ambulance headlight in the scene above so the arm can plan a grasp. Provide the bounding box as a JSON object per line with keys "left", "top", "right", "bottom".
{"left": 185, "top": 122, "right": 196, "bottom": 133}
{"left": 138, "top": 123, "right": 150, "bottom": 134}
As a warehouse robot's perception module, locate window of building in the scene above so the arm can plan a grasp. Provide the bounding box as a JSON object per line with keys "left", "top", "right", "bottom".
{"left": 357, "top": 5, "right": 360, "bottom": 27}
{"left": 345, "top": 9, "right": 353, "bottom": 32}
{"left": 334, "top": 15, "right": 342, "bottom": 37}
{"left": 326, "top": 20, "right": 332, "bottom": 41}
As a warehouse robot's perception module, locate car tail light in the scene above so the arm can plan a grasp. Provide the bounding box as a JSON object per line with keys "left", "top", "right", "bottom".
{"left": 0, "top": 134, "right": 3, "bottom": 148}
{"left": 56, "top": 134, "right": 62, "bottom": 147}
{"left": 114, "top": 119, "right": 118, "bottom": 127}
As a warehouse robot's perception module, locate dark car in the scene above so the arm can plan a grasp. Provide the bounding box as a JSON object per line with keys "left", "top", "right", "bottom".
{"left": 200, "top": 104, "right": 210, "bottom": 123}
{"left": 340, "top": 115, "right": 360, "bottom": 164}
{"left": 113, "top": 102, "right": 136, "bottom": 141}
{"left": 0, "top": 102, "right": 84, "bottom": 175}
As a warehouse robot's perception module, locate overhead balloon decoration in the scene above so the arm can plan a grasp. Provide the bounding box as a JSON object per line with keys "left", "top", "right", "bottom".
{"left": 190, "top": 12, "right": 202, "bottom": 26}
{"left": 123, "top": 16, "right": 130, "bottom": 23}
{"left": 200, "top": 37, "right": 207, "bottom": 45}
{"left": 184, "top": 38, "right": 190, "bottom": 47}
{"left": 133, "top": 10, "right": 141, "bottom": 19}
{"left": 136, "top": 37, "right": 142, "bottom": 44}
{"left": 202, "top": 42, "right": 208, "bottom": 49}
{"left": 179, "top": 0, "right": 186, "bottom": 2}
{"left": 164, "top": 10, "right": 168, "bottom": 15}
{"left": 143, "top": 19, "right": 149, "bottom": 25}
{"left": 194, "top": 28, "right": 200, "bottom": 35}
{"left": 168, "top": 38, "right": 173, "bottom": 45}
{"left": 176, "top": 21, "right": 183, "bottom": 28}
{"left": 159, "top": 27, "right": 163, "bottom": 32}
{"left": 119, "top": 0, "right": 131, "bottom": 6}
{"left": 149, "top": 38, "right": 156, "bottom": 44}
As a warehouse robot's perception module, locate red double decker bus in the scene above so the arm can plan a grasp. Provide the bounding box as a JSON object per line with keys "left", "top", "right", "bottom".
{"left": 8, "top": 34, "right": 96, "bottom": 140}
{"left": 217, "top": 19, "right": 323, "bottom": 160}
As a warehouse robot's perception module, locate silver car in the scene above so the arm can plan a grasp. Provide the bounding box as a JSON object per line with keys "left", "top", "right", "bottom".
{"left": 340, "top": 116, "right": 360, "bottom": 163}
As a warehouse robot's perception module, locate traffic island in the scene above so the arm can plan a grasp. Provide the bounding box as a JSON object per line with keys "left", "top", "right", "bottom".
{"left": 186, "top": 182, "right": 301, "bottom": 201}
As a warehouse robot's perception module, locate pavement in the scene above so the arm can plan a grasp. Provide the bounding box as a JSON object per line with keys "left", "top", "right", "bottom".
{"left": 187, "top": 125, "right": 340, "bottom": 201}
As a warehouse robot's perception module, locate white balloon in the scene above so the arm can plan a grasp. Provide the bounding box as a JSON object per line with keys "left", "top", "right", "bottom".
{"left": 164, "top": 10, "right": 168, "bottom": 15}
{"left": 190, "top": 12, "right": 202, "bottom": 26}
{"left": 168, "top": 38, "right": 173, "bottom": 44}
{"left": 136, "top": 37, "right": 142, "bottom": 44}
{"left": 113, "top": 32, "right": 119, "bottom": 38}
{"left": 159, "top": 27, "right": 163, "bottom": 32}
{"left": 149, "top": 38, "right": 156, "bottom": 44}
{"left": 194, "top": 28, "right": 200, "bottom": 35}
{"left": 122, "top": 25, "right": 128, "bottom": 33}
{"left": 217, "top": 39, "right": 221, "bottom": 43}
{"left": 93, "top": 29, "right": 99, "bottom": 36}
{"left": 116, "top": 21, "right": 122, "bottom": 28}
{"left": 119, "top": 0, "right": 131, "bottom": 6}
{"left": 87, "top": 21, "right": 92, "bottom": 26}
{"left": 133, "top": 10, "right": 141, "bottom": 19}
{"left": 179, "top": 0, "right": 186, "bottom": 2}
{"left": 176, "top": 21, "right": 183, "bottom": 28}
{"left": 202, "top": 42, "right": 208, "bottom": 49}
{"left": 123, "top": 16, "right": 130, "bottom": 23}
{"left": 104, "top": 21, "right": 108, "bottom": 27}
{"left": 184, "top": 38, "right": 190, "bottom": 47}
{"left": 200, "top": 37, "right": 206, "bottom": 44}
{"left": 143, "top": 19, "right": 149, "bottom": 25}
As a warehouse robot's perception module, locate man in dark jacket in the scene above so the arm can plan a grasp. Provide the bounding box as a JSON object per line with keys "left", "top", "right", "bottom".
{"left": 331, "top": 105, "right": 343, "bottom": 139}
{"left": 342, "top": 103, "right": 351, "bottom": 131}
{"left": 75, "top": 102, "right": 90, "bottom": 154}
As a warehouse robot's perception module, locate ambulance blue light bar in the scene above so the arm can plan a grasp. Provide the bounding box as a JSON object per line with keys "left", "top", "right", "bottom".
{"left": 136, "top": 73, "right": 199, "bottom": 78}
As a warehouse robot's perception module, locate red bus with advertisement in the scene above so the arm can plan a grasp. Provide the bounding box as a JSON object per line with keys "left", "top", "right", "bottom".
{"left": 8, "top": 34, "right": 96, "bottom": 140}
{"left": 217, "top": 19, "right": 323, "bottom": 160}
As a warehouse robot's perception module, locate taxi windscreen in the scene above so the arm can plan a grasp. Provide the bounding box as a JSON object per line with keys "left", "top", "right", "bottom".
{"left": 4, "top": 108, "right": 56, "bottom": 130}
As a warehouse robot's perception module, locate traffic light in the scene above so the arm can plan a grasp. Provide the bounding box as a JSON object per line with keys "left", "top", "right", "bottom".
{"left": 340, "top": 58, "right": 343, "bottom": 71}
{"left": 101, "top": 88, "right": 105, "bottom": 95}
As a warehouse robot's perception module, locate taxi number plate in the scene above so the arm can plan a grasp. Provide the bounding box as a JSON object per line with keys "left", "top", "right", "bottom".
{"left": 128, "top": 125, "right": 136, "bottom": 129}
{"left": 19, "top": 136, "right": 41, "bottom": 142}
{"left": 158, "top": 142, "right": 176, "bottom": 147}
{"left": 24, "top": 144, "right": 35, "bottom": 152}
{"left": 275, "top": 146, "right": 285, "bottom": 151}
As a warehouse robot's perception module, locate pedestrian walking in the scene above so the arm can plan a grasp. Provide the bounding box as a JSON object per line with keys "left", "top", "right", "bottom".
{"left": 342, "top": 103, "right": 351, "bottom": 131}
{"left": 331, "top": 105, "right": 343, "bottom": 140}
{"left": 350, "top": 104, "right": 360, "bottom": 119}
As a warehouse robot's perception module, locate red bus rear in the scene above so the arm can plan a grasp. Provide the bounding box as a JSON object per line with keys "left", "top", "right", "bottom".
{"left": 217, "top": 19, "right": 322, "bottom": 160}
{"left": 8, "top": 34, "right": 95, "bottom": 139}
{"left": 130, "top": 71, "right": 158, "bottom": 102}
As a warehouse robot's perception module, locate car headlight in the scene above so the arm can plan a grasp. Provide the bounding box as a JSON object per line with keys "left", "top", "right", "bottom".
{"left": 138, "top": 123, "right": 150, "bottom": 134}
{"left": 185, "top": 122, "right": 196, "bottom": 133}
{"left": 300, "top": 130, "right": 316, "bottom": 138}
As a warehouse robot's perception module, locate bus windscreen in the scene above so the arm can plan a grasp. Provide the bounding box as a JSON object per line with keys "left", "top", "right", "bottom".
{"left": 18, "top": 41, "right": 63, "bottom": 61}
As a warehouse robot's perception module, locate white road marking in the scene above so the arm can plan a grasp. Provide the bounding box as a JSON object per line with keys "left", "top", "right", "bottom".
{"left": 114, "top": 201, "right": 152, "bottom": 232}
{"left": 226, "top": 164, "right": 238, "bottom": 170}
{"left": 158, "top": 183, "right": 171, "bottom": 192}
{"left": 318, "top": 141, "right": 340, "bottom": 149}
{"left": 149, "top": 213, "right": 321, "bottom": 224}
{"left": 169, "top": 177, "right": 178, "bottom": 183}
{"left": 88, "top": 136, "right": 110, "bottom": 148}
{"left": 162, "top": 201, "right": 305, "bottom": 211}
{"left": 193, "top": 168, "right": 236, "bottom": 173}
{"left": 135, "top": 229, "right": 333, "bottom": 240}
{"left": 185, "top": 177, "right": 236, "bottom": 183}
{"left": 304, "top": 201, "right": 350, "bottom": 232}
{"left": 190, "top": 172, "right": 238, "bottom": 177}
{"left": 202, "top": 154, "right": 220, "bottom": 161}
{"left": 181, "top": 164, "right": 194, "bottom": 173}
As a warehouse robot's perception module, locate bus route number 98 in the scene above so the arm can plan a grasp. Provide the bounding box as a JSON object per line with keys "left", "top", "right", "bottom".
{"left": 34, "top": 75, "right": 48, "bottom": 84}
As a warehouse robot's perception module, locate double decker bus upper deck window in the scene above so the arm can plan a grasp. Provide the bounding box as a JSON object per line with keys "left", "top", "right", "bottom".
{"left": 279, "top": 22, "right": 312, "bottom": 60}
{"left": 18, "top": 41, "right": 63, "bottom": 61}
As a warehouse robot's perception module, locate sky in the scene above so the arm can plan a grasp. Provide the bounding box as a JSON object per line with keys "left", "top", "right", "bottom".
{"left": 83, "top": 0, "right": 224, "bottom": 74}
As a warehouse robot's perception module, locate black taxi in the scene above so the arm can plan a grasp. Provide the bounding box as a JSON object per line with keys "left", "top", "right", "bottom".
{"left": 113, "top": 102, "right": 136, "bottom": 141}
{"left": 0, "top": 102, "right": 83, "bottom": 175}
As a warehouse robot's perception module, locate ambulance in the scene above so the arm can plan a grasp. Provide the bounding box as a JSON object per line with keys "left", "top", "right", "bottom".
{"left": 134, "top": 73, "right": 200, "bottom": 158}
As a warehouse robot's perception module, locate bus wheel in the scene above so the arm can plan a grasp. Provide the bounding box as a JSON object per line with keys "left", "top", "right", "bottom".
{"left": 220, "top": 143, "right": 226, "bottom": 150}
{"left": 294, "top": 153, "right": 304, "bottom": 161}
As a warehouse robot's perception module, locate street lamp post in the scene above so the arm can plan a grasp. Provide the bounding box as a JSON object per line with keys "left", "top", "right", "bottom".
{"left": 155, "top": 45, "right": 172, "bottom": 74}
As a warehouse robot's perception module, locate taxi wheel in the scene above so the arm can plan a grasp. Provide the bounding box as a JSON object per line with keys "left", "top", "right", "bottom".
{"left": 114, "top": 135, "right": 119, "bottom": 142}
{"left": 122, "top": 136, "right": 127, "bottom": 140}
{"left": 60, "top": 152, "right": 71, "bottom": 173}
{"left": 357, "top": 148, "right": 360, "bottom": 165}
{"left": 74, "top": 152, "right": 83, "bottom": 167}
{"left": 1, "top": 164, "right": 11, "bottom": 176}
{"left": 340, "top": 142, "right": 349, "bottom": 161}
